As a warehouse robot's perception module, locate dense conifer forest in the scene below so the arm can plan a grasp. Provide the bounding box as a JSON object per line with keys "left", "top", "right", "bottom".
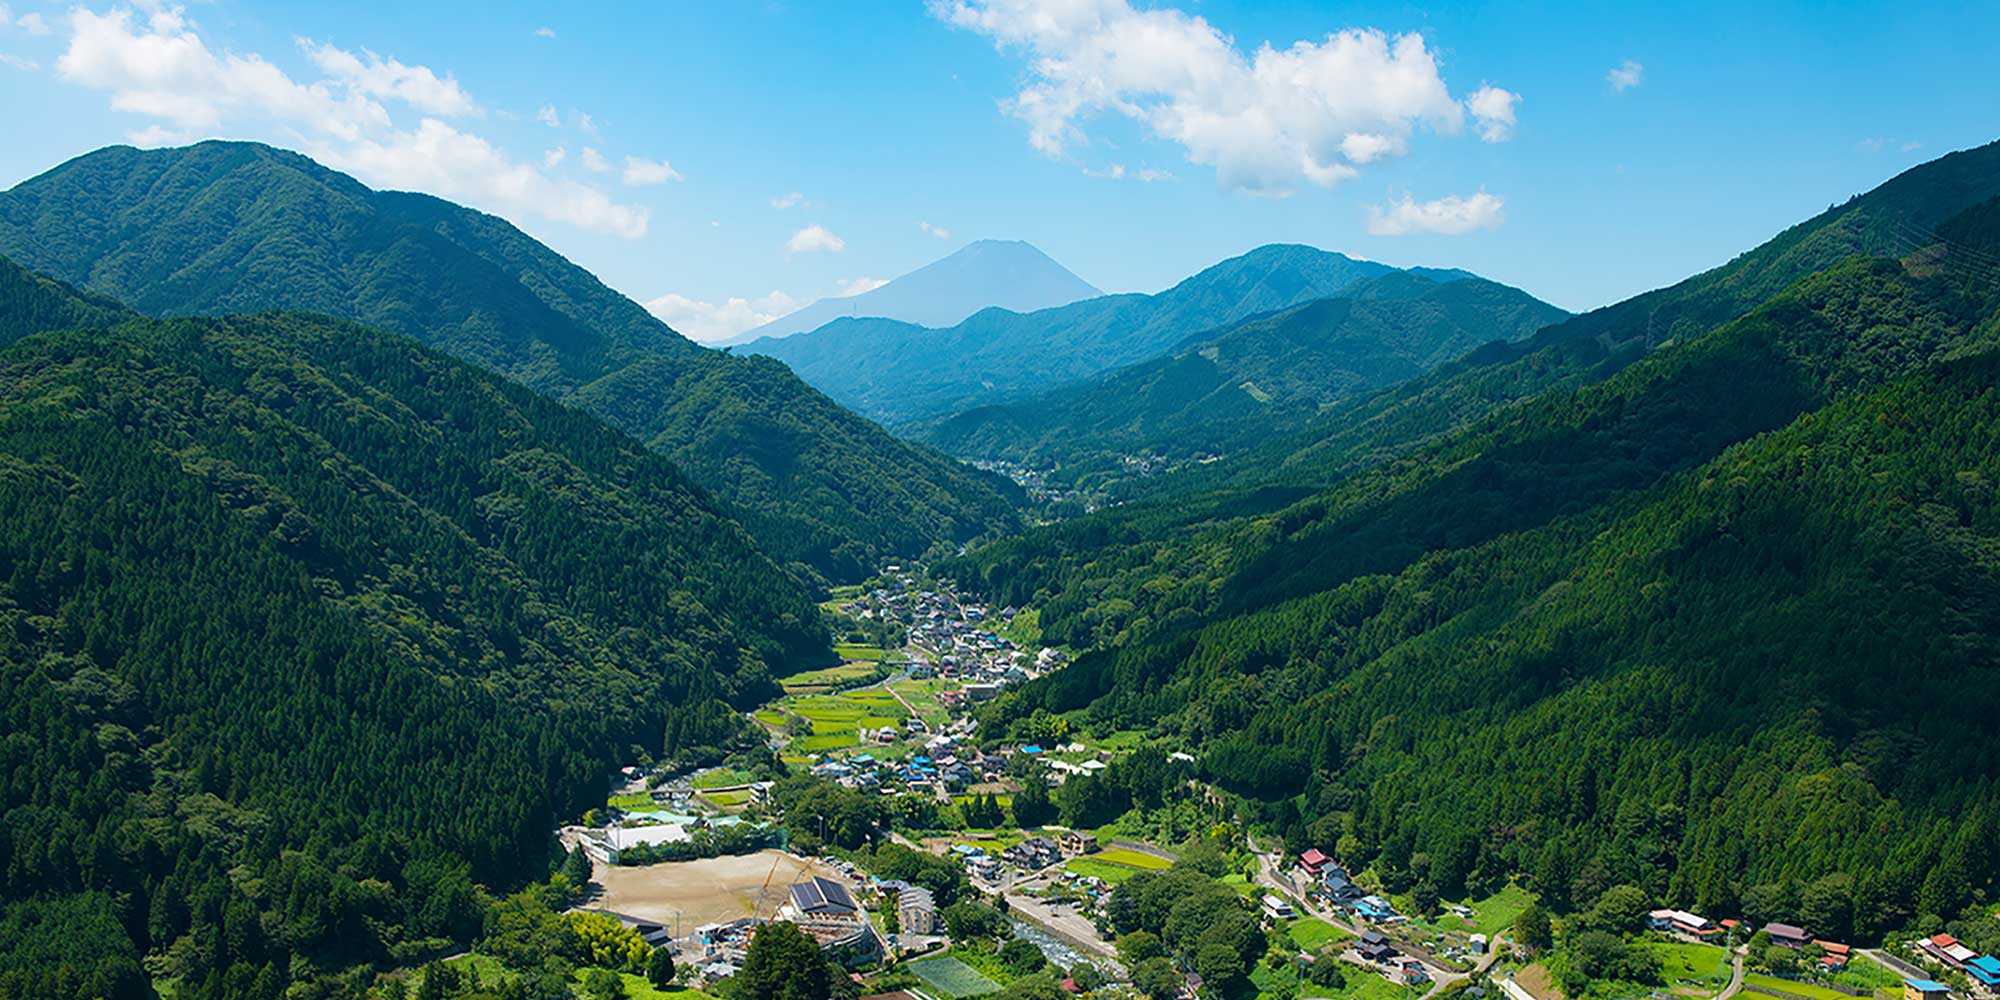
{"left": 0, "top": 278, "right": 827, "bottom": 998}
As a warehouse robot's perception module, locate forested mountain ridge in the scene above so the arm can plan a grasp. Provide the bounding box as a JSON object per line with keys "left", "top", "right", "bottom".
{"left": 912, "top": 273, "right": 1568, "bottom": 482}
{"left": 939, "top": 140, "right": 2000, "bottom": 639}
{"left": 953, "top": 148, "right": 2000, "bottom": 928}
{"left": 747, "top": 243, "right": 1476, "bottom": 426}
{"left": 0, "top": 302, "right": 829, "bottom": 998}
{"left": 989, "top": 342, "right": 2000, "bottom": 927}
{"left": 0, "top": 141, "right": 1021, "bottom": 582}
{"left": 1119, "top": 136, "right": 2000, "bottom": 504}
{"left": 953, "top": 249, "right": 1999, "bottom": 650}
{"left": 0, "top": 254, "right": 134, "bottom": 342}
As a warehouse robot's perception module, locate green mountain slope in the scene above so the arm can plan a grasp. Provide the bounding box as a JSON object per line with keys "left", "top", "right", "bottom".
{"left": 994, "top": 344, "right": 2000, "bottom": 923}
{"left": 747, "top": 243, "right": 1474, "bottom": 425}
{"left": 0, "top": 253, "right": 133, "bottom": 342}
{"left": 1130, "top": 137, "right": 2000, "bottom": 503}
{"left": 913, "top": 273, "right": 1567, "bottom": 480}
{"left": 0, "top": 141, "right": 1020, "bottom": 581}
{"left": 950, "top": 148, "right": 2000, "bottom": 926}
{"left": 0, "top": 305, "right": 828, "bottom": 996}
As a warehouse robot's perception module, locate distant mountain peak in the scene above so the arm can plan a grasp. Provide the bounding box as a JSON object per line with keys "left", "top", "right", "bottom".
{"left": 726, "top": 238, "right": 1101, "bottom": 344}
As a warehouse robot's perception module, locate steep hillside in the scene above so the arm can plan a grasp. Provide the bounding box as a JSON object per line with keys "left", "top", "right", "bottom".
{"left": 0, "top": 253, "right": 133, "bottom": 342}
{"left": 728, "top": 238, "right": 1101, "bottom": 343}
{"left": 1130, "top": 137, "right": 2000, "bottom": 504}
{"left": 991, "top": 344, "right": 2000, "bottom": 923}
{"left": 0, "top": 141, "right": 1021, "bottom": 582}
{"left": 747, "top": 243, "right": 1473, "bottom": 425}
{"left": 0, "top": 307, "right": 828, "bottom": 996}
{"left": 915, "top": 273, "right": 1567, "bottom": 478}
{"left": 954, "top": 252, "right": 2000, "bottom": 648}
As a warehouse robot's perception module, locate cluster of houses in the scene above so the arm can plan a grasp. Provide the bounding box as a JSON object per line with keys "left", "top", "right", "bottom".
{"left": 946, "top": 829, "right": 1101, "bottom": 886}
{"left": 1919, "top": 933, "right": 2000, "bottom": 989}
{"left": 1296, "top": 849, "right": 1406, "bottom": 924}
{"left": 834, "top": 571, "right": 1068, "bottom": 700}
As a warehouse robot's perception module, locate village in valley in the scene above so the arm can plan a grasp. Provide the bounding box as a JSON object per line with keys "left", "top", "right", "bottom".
{"left": 444, "top": 566, "right": 2000, "bottom": 1000}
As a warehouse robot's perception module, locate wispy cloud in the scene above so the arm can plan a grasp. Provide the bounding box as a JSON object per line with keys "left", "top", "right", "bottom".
{"left": 786, "top": 224, "right": 846, "bottom": 254}
{"left": 643, "top": 290, "right": 799, "bottom": 344}
{"left": 771, "top": 191, "right": 805, "bottom": 209}
{"left": 1465, "top": 85, "right": 1519, "bottom": 142}
{"left": 836, "top": 277, "right": 889, "bottom": 297}
{"left": 535, "top": 26, "right": 556, "bottom": 39}
{"left": 53, "top": 3, "right": 650, "bottom": 238}
{"left": 580, "top": 146, "right": 609, "bottom": 172}
{"left": 1366, "top": 191, "right": 1505, "bottom": 236}
{"left": 1607, "top": 59, "right": 1644, "bottom": 92}
{"left": 931, "top": 0, "right": 1513, "bottom": 196}
{"left": 919, "top": 220, "right": 951, "bottom": 239}
{"left": 621, "top": 156, "right": 681, "bottom": 186}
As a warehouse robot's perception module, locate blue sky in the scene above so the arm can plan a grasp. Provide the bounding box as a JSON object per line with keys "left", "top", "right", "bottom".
{"left": 0, "top": 0, "right": 1993, "bottom": 342}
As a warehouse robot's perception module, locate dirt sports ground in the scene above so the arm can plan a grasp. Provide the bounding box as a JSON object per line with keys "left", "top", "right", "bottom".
{"left": 589, "top": 849, "right": 846, "bottom": 930}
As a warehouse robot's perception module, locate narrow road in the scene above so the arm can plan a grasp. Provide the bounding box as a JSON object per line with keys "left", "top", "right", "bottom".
{"left": 1716, "top": 953, "right": 1746, "bottom": 1000}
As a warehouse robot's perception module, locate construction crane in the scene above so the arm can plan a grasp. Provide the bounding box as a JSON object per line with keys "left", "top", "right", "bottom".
{"left": 751, "top": 851, "right": 786, "bottom": 919}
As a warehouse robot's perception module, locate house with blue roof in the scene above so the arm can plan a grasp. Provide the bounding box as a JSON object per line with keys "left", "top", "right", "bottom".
{"left": 1966, "top": 957, "right": 2000, "bottom": 988}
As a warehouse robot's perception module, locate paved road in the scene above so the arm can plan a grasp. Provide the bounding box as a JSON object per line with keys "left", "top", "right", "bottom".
{"left": 1717, "top": 953, "right": 1747, "bottom": 1000}
{"left": 1245, "top": 835, "right": 1481, "bottom": 999}
{"left": 1004, "top": 876, "right": 1118, "bottom": 960}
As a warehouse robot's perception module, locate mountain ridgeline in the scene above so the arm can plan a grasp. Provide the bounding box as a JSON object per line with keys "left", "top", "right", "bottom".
{"left": 748, "top": 243, "right": 1474, "bottom": 426}
{"left": 0, "top": 273, "right": 830, "bottom": 997}
{"left": 727, "top": 238, "right": 1103, "bottom": 344}
{"left": 0, "top": 141, "right": 1021, "bottom": 582}
{"left": 948, "top": 139, "right": 2000, "bottom": 927}
{"left": 913, "top": 272, "right": 1569, "bottom": 481}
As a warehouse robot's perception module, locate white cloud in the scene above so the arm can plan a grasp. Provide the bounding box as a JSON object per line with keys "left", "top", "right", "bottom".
{"left": 321, "top": 119, "right": 650, "bottom": 238}
{"left": 55, "top": 3, "right": 650, "bottom": 238}
{"left": 536, "top": 102, "right": 560, "bottom": 127}
{"left": 542, "top": 145, "right": 566, "bottom": 167}
{"left": 0, "top": 3, "right": 50, "bottom": 34}
{"left": 1366, "top": 190, "right": 1504, "bottom": 236}
{"left": 621, "top": 155, "right": 681, "bottom": 185}
{"left": 535, "top": 26, "right": 556, "bottom": 39}
{"left": 770, "top": 191, "right": 805, "bottom": 209}
{"left": 575, "top": 110, "right": 596, "bottom": 134}
{"left": 1465, "top": 84, "right": 1518, "bottom": 142}
{"left": 59, "top": 5, "right": 388, "bottom": 137}
{"left": 642, "top": 290, "right": 799, "bottom": 344}
{"left": 931, "top": 0, "right": 1507, "bottom": 195}
{"left": 1084, "top": 163, "right": 1174, "bottom": 182}
{"left": 836, "top": 277, "right": 889, "bottom": 297}
{"left": 0, "top": 52, "right": 36, "bottom": 70}
{"left": 786, "top": 224, "right": 845, "bottom": 254}
{"left": 1902, "top": 140, "right": 1923, "bottom": 153}
{"left": 580, "top": 146, "right": 609, "bottom": 172}
{"left": 1607, "top": 59, "right": 1643, "bottom": 92}
{"left": 299, "top": 39, "right": 478, "bottom": 117}
{"left": 919, "top": 220, "right": 951, "bottom": 239}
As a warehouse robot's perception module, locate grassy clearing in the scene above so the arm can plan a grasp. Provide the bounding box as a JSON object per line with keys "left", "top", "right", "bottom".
{"left": 1654, "top": 941, "right": 1731, "bottom": 986}
{"left": 792, "top": 733, "right": 858, "bottom": 753}
{"left": 1066, "top": 857, "right": 1145, "bottom": 884}
{"left": 701, "top": 789, "right": 752, "bottom": 808}
{"left": 1219, "top": 873, "right": 1263, "bottom": 898}
{"left": 1093, "top": 847, "right": 1171, "bottom": 870}
{"left": 1287, "top": 917, "right": 1354, "bottom": 953}
{"left": 995, "top": 609, "right": 1042, "bottom": 646}
{"left": 608, "top": 792, "right": 655, "bottom": 810}
{"left": 1744, "top": 976, "right": 1867, "bottom": 1000}
{"left": 752, "top": 709, "right": 787, "bottom": 728}
{"left": 693, "top": 767, "right": 756, "bottom": 789}
{"left": 910, "top": 956, "right": 1002, "bottom": 997}
{"left": 779, "top": 660, "right": 886, "bottom": 692}
{"left": 833, "top": 643, "right": 891, "bottom": 661}
{"left": 1307, "top": 968, "right": 1412, "bottom": 1000}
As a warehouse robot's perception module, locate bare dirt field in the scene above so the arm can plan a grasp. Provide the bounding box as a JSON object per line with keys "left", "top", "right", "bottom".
{"left": 589, "top": 849, "right": 844, "bottom": 930}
